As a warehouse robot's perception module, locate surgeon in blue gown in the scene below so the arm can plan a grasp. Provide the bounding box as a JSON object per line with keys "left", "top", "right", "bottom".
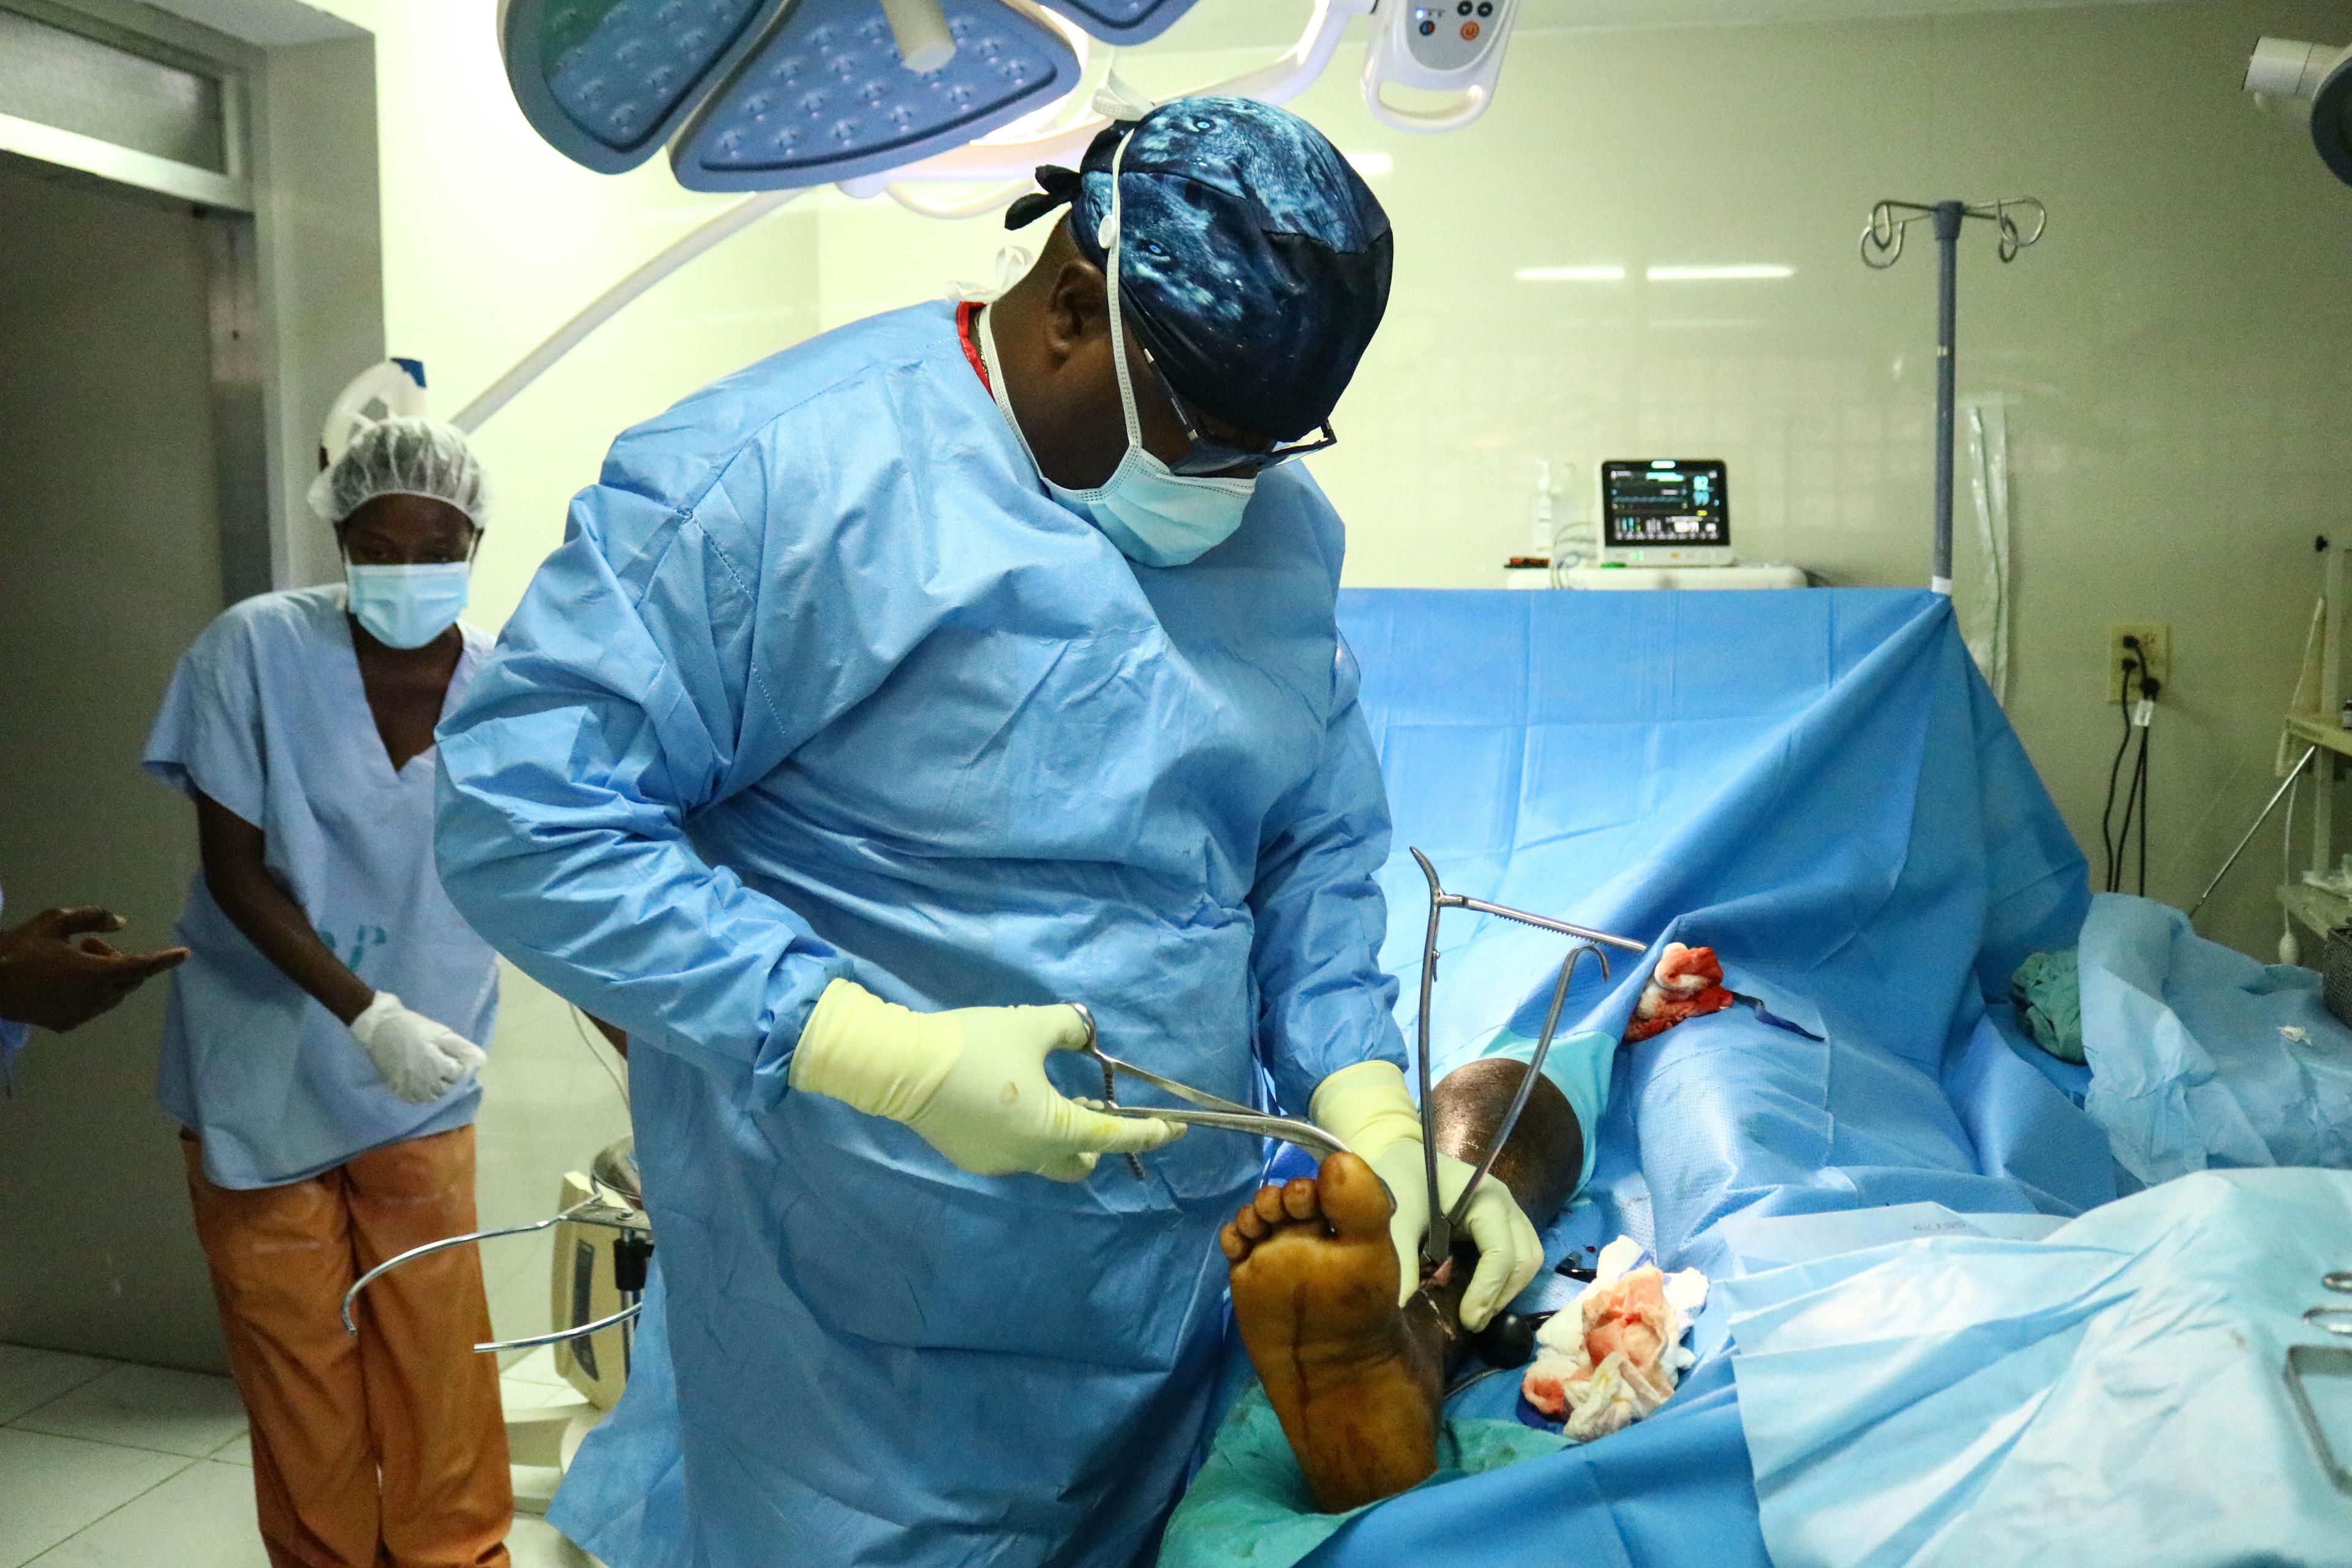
{"left": 435, "top": 97, "right": 1542, "bottom": 1567}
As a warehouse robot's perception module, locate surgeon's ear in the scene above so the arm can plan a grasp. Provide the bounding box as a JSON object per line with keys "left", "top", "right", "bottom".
{"left": 1039, "top": 254, "right": 1109, "bottom": 369}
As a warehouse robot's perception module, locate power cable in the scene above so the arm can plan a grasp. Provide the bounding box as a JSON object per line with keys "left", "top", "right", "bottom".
{"left": 2101, "top": 656, "right": 2139, "bottom": 891}
{"left": 568, "top": 1005, "right": 630, "bottom": 1109}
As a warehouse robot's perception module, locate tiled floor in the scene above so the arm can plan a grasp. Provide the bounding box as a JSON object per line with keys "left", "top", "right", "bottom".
{"left": 0, "top": 1344, "right": 597, "bottom": 1567}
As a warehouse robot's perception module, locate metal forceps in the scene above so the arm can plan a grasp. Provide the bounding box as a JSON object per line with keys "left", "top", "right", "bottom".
{"left": 1070, "top": 1003, "right": 1355, "bottom": 1169}
{"left": 2286, "top": 1270, "right": 2352, "bottom": 1494}
{"left": 1410, "top": 848, "right": 1644, "bottom": 1273}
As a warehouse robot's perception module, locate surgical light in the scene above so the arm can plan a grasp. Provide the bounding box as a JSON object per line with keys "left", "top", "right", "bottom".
{"left": 2244, "top": 36, "right": 2352, "bottom": 189}
{"left": 668, "top": 0, "right": 1081, "bottom": 192}
{"left": 464, "top": 0, "right": 1529, "bottom": 434}
{"left": 499, "top": 0, "right": 1528, "bottom": 195}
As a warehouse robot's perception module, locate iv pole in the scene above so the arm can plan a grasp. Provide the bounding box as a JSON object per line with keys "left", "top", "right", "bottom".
{"left": 1860, "top": 197, "right": 2046, "bottom": 596}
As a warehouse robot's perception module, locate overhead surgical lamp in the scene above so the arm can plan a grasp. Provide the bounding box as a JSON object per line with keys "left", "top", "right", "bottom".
{"left": 464, "top": 0, "right": 1525, "bottom": 433}
{"left": 2244, "top": 36, "right": 2352, "bottom": 188}
{"left": 499, "top": 0, "right": 1522, "bottom": 190}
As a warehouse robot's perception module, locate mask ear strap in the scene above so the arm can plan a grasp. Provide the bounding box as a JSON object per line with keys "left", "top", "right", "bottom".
{"left": 1101, "top": 130, "right": 1145, "bottom": 452}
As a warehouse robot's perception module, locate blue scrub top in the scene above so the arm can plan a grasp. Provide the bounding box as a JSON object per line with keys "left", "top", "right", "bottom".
{"left": 145, "top": 586, "right": 498, "bottom": 1190}
{"left": 0, "top": 888, "right": 26, "bottom": 1075}
{"left": 436, "top": 301, "right": 1408, "bottom": 1567}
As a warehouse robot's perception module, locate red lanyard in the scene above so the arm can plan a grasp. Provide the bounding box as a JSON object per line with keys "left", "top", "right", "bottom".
{"left": 954, "top": 300, "right": 990, "bottom": 391}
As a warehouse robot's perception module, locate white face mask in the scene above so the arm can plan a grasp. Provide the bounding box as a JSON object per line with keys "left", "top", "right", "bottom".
{"left": 344, "top": 562, "right": 470, "bottom": 649}
{"left": 974, "top": 132, "right": 1256, "bottom": 569}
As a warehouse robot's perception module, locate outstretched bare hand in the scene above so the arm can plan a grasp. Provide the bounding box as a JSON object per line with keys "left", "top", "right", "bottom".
{"left": 0, "top": 907, "right": 189, "bottom": 1033}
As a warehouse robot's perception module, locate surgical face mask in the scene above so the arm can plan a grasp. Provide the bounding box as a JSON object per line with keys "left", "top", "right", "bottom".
{"left": 344, "top": 562, "right": 470, "bottom": 649}
{"left": 974, "top": 134, "right": 1256, "bottom": 569}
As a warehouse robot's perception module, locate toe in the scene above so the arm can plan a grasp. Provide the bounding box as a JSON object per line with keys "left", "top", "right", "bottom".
{"left": 1281, "top": 1177, "right": 1319, "bottom": 1221}
{"left": 1219, "top": 1222, "right": 1248, "bottom": 1262}
{"left": 1235, "top": 1204, "right": 1270, "bottom": 1241}
{"left": 1253, "top": 1185, "right": 1291, "bottom": 1226}
{"left": 1313, "top": 1152, "right": 1396, "bottom": 1240}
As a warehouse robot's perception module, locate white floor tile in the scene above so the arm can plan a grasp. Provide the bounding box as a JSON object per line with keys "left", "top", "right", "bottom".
{"left": 22, "top": 1459, "right": 265, "bottom": 1568}
{"left": 506, "top": 1516, "right": 597, "bottom": 1568}
{"left": 0, "top": 1346, "right": 116, "bottom": 1426}
{"left": 208, "top": 1431, "right": 251, "bottom": 1467}
{"left": 500, "top": 1376, "right": 590, "bottom": 1415}
{"left": 12, "top": 1365, "right": 246, "bottom": 1460}
{"left": 0, "top": 1430, "right": 188, "bottom": 1568}
{"left": 501, "top": 1346, "right": 570, "bottom": 1387}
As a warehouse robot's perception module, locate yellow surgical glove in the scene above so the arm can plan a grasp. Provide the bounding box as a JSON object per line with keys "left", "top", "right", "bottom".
{"left": 789, "top": 979, "right": 1183, "bottom": 1182}
{"left": 1311, "top": 1060, "right": 1544, "bottom": 1330}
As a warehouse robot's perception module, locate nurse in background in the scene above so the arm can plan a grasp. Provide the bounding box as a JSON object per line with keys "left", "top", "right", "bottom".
{"left": 143, "top": 417, "right": 513, "bottom": 1568}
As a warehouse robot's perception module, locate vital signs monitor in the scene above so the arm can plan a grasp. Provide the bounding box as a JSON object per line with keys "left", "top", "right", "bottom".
{"left": 1601, "top": 459, "right": 1732, "bottom": 567}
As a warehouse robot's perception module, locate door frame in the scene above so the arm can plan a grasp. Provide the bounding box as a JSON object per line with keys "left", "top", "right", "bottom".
{"left": 1, "top": 0, "right": 385, "bottom": 601}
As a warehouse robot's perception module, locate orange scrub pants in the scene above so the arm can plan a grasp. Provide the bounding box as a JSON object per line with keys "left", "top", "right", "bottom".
{"left": 183, "top": 1124, "right": 512, "bottom": 1568}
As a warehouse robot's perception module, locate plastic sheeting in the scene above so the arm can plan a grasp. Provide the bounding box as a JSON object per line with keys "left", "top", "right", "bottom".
{"left": 2079, "top": 891, "right": 2352, "bottom": 1183}
{"left": 1160, "top": 1385, "right": 1566, "bottom": 1568}
{"left": 1283, "top": 588, "right": 2116, "bottom": 1568}
{"left": 1722, "top": 1168, "right": 2352, "bottom": 1568}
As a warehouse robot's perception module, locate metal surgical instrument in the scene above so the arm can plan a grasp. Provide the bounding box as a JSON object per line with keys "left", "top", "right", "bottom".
{"left": 1411, "top": 848, "right": 1633, "bottom": 1273}
{"left": 2286, "top": 1343, "right": 2352, "bottom": 1496}
{"left": 341, "top": 1191, "right": 652, "bottom": 1355}
{"left": 1073, "top": 1003, "right": 1355, "bottom": 1165}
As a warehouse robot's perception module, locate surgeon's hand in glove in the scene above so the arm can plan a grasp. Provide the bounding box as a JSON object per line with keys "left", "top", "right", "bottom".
{"left": 790, "top": 979, "right": 1185, "bottom": 1182}
{"left": 1312, "top": 1060, "right": 1544, "bottom": 1330}
{"left": 348, "top": 991, "right": 487, "bottom": 1104}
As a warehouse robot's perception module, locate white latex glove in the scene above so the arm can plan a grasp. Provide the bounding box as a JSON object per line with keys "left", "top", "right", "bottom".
{"left": 348, "top": 991, "right": 486, "bottom": 1104}
{"left": 789, "top": 979, "right": 1183, "bottom": 1182}
{"left": 1312, "top": 1060, "right": 1544, "bottom": 1330}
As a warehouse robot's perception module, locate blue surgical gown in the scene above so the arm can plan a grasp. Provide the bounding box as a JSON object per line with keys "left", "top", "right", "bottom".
{"left": 433, "top": 300, "right": 1407, "bottom": 1567}
{"left": 145, "top": 586, "right": 499, "bottom": 1189}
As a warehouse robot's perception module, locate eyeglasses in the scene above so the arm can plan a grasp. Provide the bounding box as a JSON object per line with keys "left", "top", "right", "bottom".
{"left": 1134, "top": 337, "right": 1338, "bottom": 478}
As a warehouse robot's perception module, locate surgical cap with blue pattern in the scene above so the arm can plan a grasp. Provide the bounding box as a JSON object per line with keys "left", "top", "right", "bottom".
{"left": 1006, "top": 97, "right": 1392, "bottom": 444}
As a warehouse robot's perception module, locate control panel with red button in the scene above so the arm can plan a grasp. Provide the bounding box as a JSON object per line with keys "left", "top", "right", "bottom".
{"left": 1370, "top": 0, "right": 1518, "bottom": 124}
{"left": 1403, "top": 0, "right": 1510, "bottom": 72}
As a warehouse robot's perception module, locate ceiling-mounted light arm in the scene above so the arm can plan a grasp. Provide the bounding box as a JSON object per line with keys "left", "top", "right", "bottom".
{"left": 451, "top": 187, "right": 805, "bottom": 434}
{"left": 2245, "top": 36, "right": 2352, "bottom": 189}
{"left": 880, "top": 0, "right": 958, "bottom": 70}
{"left": 884, "top": 178, "right": 1040, "bottom": 217}
{"left": 1215, "top": 0, "right": 1373, "bottom": 103}
{"left": 1360, "top": 0, "right": 1520, "bottom": 134}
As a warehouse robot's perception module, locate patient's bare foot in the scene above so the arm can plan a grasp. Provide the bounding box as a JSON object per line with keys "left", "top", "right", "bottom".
{"left": 1221, "top": 1153, "right": 1443, "bottom": 1512}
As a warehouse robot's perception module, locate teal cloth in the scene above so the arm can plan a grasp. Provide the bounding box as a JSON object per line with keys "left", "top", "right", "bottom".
{"left": 2009, "top": 949, "right": 2083, "bottom": 1064}
{"left": 1158, "top": 1382, "right": 1567, "bottom": 1568}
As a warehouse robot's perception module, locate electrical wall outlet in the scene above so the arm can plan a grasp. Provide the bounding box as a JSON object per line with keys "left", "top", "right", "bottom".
{"left": 2107, "top": 622, "right": 2171, "bottom": 703}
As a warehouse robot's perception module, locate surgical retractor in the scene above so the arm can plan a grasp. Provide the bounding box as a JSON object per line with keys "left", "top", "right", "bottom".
{"left": 1409, "top": 846, "right": 1635, "bottom": 1274}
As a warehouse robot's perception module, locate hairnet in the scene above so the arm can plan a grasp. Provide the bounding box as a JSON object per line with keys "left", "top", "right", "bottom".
{"left": 1005, "top": 96, "right": 1392, "bottom": 444}
{"left": 309, "top": 417, "right": 490, "bottom": 529}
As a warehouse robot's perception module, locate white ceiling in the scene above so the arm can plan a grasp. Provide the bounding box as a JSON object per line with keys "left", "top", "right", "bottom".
{"left": 126, "top": 0, "right": 2183, "bottom": 56}
{"left": 1509, "top": 0, "right": 2178, "bottom": 28}
{"left": 1158, "top": 0, "right": 2179, "bottom": 50}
